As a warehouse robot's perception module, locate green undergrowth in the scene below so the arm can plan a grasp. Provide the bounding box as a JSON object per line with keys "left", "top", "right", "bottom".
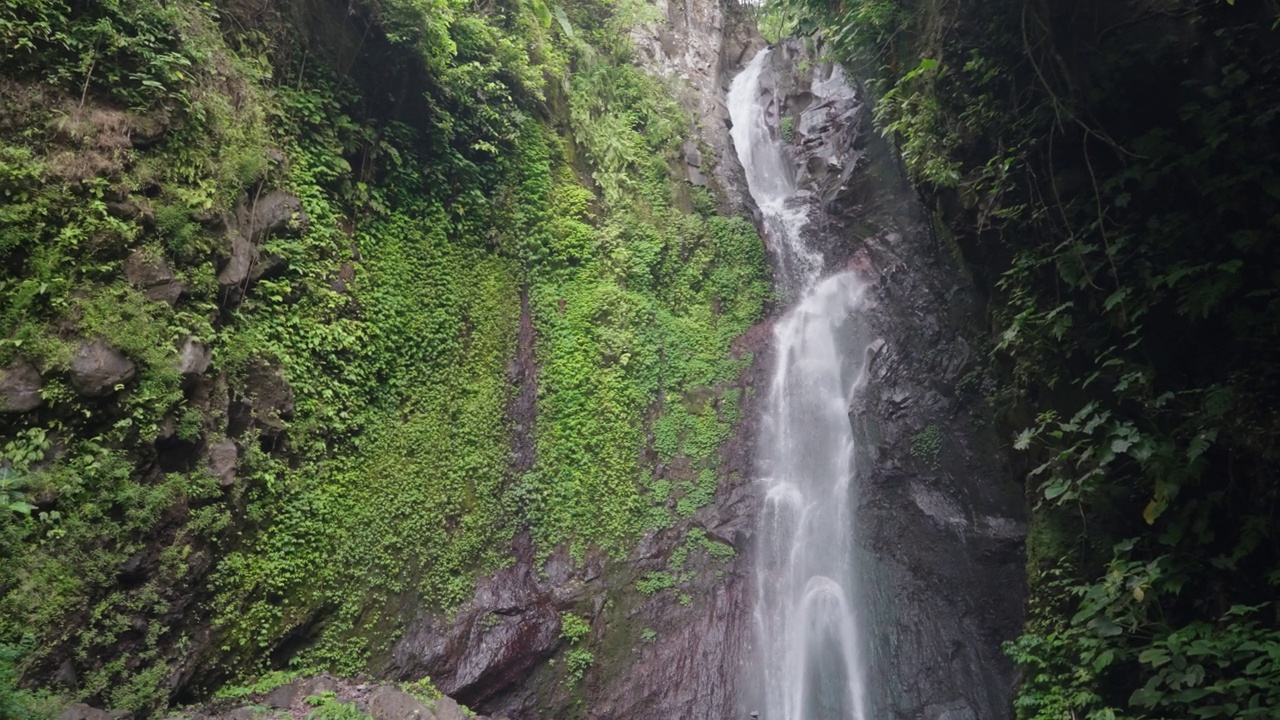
{"left": 0, "top": 0, "right": 767, "bottom": 711}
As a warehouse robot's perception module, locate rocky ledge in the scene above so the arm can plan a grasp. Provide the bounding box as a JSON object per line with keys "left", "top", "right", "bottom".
{"left": 62, "top": 676, "right": 498, "bottom": 720}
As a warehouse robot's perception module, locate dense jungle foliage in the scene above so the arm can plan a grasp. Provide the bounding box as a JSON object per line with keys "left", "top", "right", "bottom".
{"left": 0, "top": 0, "right": 767, "bottom": 713}
{"left": 763, "top": 0, "right": 1280, "bottom": 717}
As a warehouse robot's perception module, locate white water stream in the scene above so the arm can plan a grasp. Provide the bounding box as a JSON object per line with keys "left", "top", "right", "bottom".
{"left": 729, "top": 49, "right": 873, "bottom": 720}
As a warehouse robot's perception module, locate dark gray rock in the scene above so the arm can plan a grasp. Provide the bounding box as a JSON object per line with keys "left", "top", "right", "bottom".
{"left": 262, "top": 681, "right": 300, "bottom": 709}
{"left": 119, "top": 552, "right": 146, "bottom": 580}
{"left": 238, "top": 361, "right": 294, "bottom": 438}
{"left": 177, "top": 337, "right": 212, "bottom": 378}
{"left": 366, "top": 686, "right": 436, "bottom": 720}
{"left": 243, "top": 191, "right": 309, "bottom": 242}
{"left": 105, "top": 200, "right": 142, "bottom": 219}
{"left": 123, "top": 249, "right": 174, "bottom": 288}
{"left": 124, "top": 249, "right": 184, "bottom": 305}
{"left": 330, "top": 261, "right": 356, "bottom": 293}
{"left": 59, "top": 705, "right": 132, "bottom": 720}
{"left": 54, "top": 657, "right": 77, "bottom": 690}
{"left": 69, "top": 339, "right": 136, "bottom": 396}
{"left": 431, "top": 695, "right": 466, "bottom": 720}
{"left": 259, "top": 674, "right": 343, "bottom": 709}
{"left": 217, "top": 191, "right": 308, "bottom": 297}
{"left": 207, "top": 439, "right": 238, "bottom": 487}
{"left": 217, "top": 231, "right": 257, "bottom": 292}
{"left": 392, "top": 532, "right": 569, "bottom": 705}
{"left": 297, "top": 675, "right": 341, "bottom": 700}
{"left": 1, "top": 359, "right": 43, "bottom": 412}
{"left": 144, "top": 281, "right": 184, "bottom": 305}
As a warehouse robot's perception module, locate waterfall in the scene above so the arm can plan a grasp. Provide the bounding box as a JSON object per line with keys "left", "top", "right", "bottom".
{"left": 729, "top": 49, "right": 874, "bottom": 720}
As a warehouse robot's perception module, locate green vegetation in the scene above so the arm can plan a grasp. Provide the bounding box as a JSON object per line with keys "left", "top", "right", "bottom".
{"left": 0, "top": 0, "right": 766, "bottom": 713}
{"left": 774, "top": 0, "right": 1280, "bottom": 717}
{"left": 559, "top": 613, "right": 594, "bottom": 683}
{"left": 635, "top": 527, "right": 734, "bottom": 602}
{"left": 909, "top": 423, "right": 941, "bottom": 469}
{"left": 305, "top": 692, "right": 371, "bottom": 720}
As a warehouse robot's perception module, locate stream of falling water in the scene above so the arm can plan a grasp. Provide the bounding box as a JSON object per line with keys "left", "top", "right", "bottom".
{"left": 729, "top": 48, "right": 873, "bottom": 720}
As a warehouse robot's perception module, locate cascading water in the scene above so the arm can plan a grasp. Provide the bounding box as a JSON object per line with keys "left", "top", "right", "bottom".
{"left": 729, "top": 49, "right": 874, "bottom": 720}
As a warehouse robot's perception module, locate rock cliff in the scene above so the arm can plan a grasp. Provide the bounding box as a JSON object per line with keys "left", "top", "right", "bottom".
{"left": 741, "top": 40, "right": 1026, "bottom": 720}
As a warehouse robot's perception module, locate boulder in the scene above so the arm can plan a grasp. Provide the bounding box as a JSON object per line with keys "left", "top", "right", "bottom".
{"left": 299, "top": 675, "right": 341, "bottom": 698}
{"left": 217, "top": 191, "right": 308, "bottom": 295}
{"left": 59, "top": 705, "right": 132, "bottom": 720}
{"left": 431, "top": 696, "right": 467, "bottom": 720}
{"left": 69, "top": 339, "right": 136, "bottom": 396}
{"left": 217, "top": 232, "right": 257, "bottom": 291}
{"left": 207, "top": 439, "right": 238, "bottom": 487}
{"left": 263, "top": 681, "right": 300, "bottom": 709}
{"left": 124, "top": 249, "right": 184, "bottom": 305}
{"left": 123, "top": 249, "right": 174, "bottom": 288}
{"left": 145, "top": 281, "right": 184, "bottom": 305}
{"left": 366, "top": 687, "right": 435, "bottom": 720}
{"left": 262, "top": 675, "right": 340, "bottom": 708}
{"left": 240, "top": 361, "right": 294, "bottom": 438}
{"left": 0, "top": 360, "right": 44, "bottom": 412}
{"left": 242, "top": 191, "right": 309, "bottom": 243}
{"left": 177, "top": 337, "right": 212, "bottom": 378}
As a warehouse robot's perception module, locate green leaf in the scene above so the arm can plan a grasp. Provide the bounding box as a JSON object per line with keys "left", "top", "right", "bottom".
{"left": 1088, "top": 616, "right": 1122, "bottom": 637}
{"left": 1129, "top": 686, "right": 1164, "bottom": 708}
{"left": 1043, "top": 479, "right": 1070, "bottom": 500}
{"left": 1013, "top": 428, "right": 1034, "bottom": 450}
{"left": 1139, "top": 648, "right": 1172, "bottom": 667}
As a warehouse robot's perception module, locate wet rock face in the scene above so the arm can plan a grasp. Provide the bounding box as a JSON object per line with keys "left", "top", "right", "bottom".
{"left": 1, "top": 359, "right": 44, "bottom": 412}
{"left": 755, "top": 40, "right": 1026, "bottom": 720}
{"left": 69, "top": 339, "right": 136, "bottom": 396}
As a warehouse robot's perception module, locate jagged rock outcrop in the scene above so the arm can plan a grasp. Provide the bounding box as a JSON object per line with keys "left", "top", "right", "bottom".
{"left": 69, "top": 339, "right": 136, "bottom": 396}
{"left": 176, "top": 337, "right": 211, "bottom": 378}
{"left": 632, "top": 0, "right": 764, "bottom": 215}
{"left": 205, "top": 439, "right": 238, "bottom": 487}
{"left": 217, "top": 190, "right": 308, "bottom": 300}
{"left": 390, "top": 532, "right": 576, "bottom": 704}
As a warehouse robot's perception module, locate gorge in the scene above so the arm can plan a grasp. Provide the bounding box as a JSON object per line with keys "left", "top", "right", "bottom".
{"left": 2, "top": 1, "right": 1279, "bottom": 720}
